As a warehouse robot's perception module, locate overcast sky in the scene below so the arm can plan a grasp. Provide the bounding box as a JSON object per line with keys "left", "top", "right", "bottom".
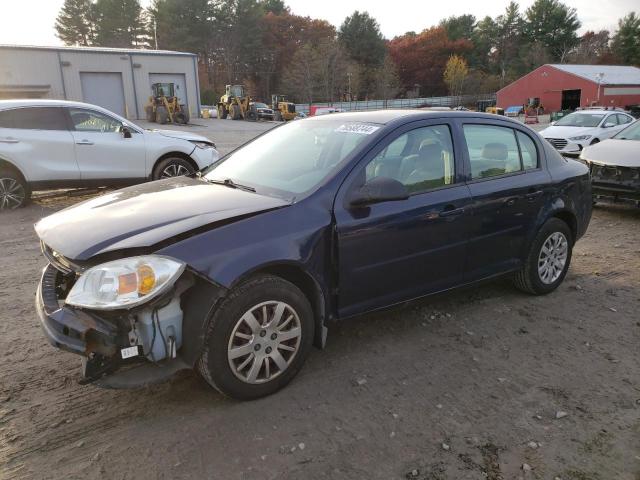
{"left": 0, "top": 0, "right": 636, "bottom": 47}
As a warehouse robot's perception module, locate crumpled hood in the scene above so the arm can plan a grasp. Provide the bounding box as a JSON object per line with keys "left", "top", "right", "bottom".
{"left": 539, "top": 125, "right": 598, "bottom": 140}
{"left": 581, "top": 139, "right": 640, "bottom": 167}
{"left": 147, "top": 128, "right": 211, "bottom": 143}
{"left": 35, "top": 177, "right": 288, "bottom": 261}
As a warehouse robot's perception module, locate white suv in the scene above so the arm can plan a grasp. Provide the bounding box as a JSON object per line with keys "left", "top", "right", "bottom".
{"left": 0, "top": 100, "right": 219, "bottom": 209}
{"left": 539, "top": 109, "right": 635, "bottom": 155}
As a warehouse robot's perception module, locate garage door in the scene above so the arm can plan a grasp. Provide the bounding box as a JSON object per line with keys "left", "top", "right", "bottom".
{"left": 149, "top": 73, "right": 188, "bottom": 111}
{"left": 80, "top": 72, "right": 126, "bottom": 116}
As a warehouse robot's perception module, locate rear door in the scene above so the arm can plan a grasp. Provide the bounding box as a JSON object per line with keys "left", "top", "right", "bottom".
{"left": 334, "top": 121, "right": 472, "bottom": 317}
{"left": 67, "top": 108, "right": 147, "bottom": 180}
{"left": 0, "top": 107, "right": 78, "bottom": 182}
{"left": 459, "top": 121, "right": 551, "bottom": 281}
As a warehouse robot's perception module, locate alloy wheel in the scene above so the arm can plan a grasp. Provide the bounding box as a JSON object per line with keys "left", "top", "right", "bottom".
{"left": 160, "top": 163, "right": 191, "bottom": 178}
{"left": 538, "top": 232, "right": 568, "bottom": 284}
{"left": 227, "top": 301, "right": 302, "bottom": 384}
{"left": 0, "top": 177, "right": 26, "bottom": 210}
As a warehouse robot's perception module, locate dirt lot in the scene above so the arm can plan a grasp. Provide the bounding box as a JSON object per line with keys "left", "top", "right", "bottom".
{"left": 1, "top": 119, "right": 639, "bottom": 479}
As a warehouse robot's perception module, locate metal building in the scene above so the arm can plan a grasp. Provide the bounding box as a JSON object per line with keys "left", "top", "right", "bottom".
{"left": 0, "top": 44, "right": 201, "bottom": 119}
{"left": 497, "top": 64, "right": 640, "bottom": 112}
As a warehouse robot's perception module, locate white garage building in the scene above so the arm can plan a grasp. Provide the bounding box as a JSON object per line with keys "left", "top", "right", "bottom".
{"left": 0, "top": 44, "right": 201, "bottom": 120}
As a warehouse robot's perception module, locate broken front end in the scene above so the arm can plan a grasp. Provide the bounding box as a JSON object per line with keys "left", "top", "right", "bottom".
{"left": 36, "top": 244, "right": 223, "bottom": 387}
{"left": 588, "top": 161, "right": 640, "bottom": 206}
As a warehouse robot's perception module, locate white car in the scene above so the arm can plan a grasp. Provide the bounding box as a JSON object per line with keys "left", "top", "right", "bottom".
{"left": 539, "top": 109, "right": 635, "bottom": 155}
{"left": 0, "top": 99, "right": 219, "bottom": 210}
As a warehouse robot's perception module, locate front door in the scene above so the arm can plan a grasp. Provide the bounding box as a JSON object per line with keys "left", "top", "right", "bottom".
{"left": 460, "top": 122, "right": 551, "bottom": 281}
{"left": 67, "top": 108, "right": 147, "bottom": 180}
{"left": 334, "top": 122, "right": 472, "bottom": 318}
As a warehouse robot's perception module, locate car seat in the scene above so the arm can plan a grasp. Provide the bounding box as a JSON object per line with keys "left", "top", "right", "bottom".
{"left": 402, "top": 142, "right": 445, "bottom": 190}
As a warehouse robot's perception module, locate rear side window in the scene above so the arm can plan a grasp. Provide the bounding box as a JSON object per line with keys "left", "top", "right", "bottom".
{"left": 516, "top": 131, "right": 538, "bottom": 170}
{"left": 0, "top": 110, "right": 13, "bottom": 128}
{"left": 616, "top": 114, "right": 632, "bottom": 125}
{"left": 12, "top": 107, "right": 68, "bottom": 131}
{"left": 463, "top": 125, "right": 521, "bottom": 179}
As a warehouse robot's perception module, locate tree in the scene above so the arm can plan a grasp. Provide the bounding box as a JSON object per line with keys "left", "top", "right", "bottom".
{"left": 55, "top": 0, "right": 96, "bottom": 46}
{"left": 524, "top": 0, "right": 581, "bottom": 62}
{"left": 94, "top": 0, "right": 148, "bottom": 47}
{"left": 148, "top": 0, "right": 212, "bottom": 54}
{"left": 259, "top": 0, "right": 288, "bottom": 15}
{"left": 569, "top": 31, "right": 611, "bottom": 64}
{"left": 443, "top": 54, "right": 468, "bottom": 105}
{"left": 338, "top": 11, "right": 386, "bottom": 68}
{"left": 388, "top": 27, "right": 472, "bottom": 96}
{"left": 494, "top": 2, "right": 525, "bottom": 83}
{"left": 611, "top": 12, "right": 640, "bottom": 65}
{"left": 439, "top": 14, "right": 476, "bottom": 41}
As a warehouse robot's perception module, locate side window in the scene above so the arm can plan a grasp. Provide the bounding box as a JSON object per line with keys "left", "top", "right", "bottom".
{"left": 69, "top": 109, "right": 122, "bottom": 133}
{"left": 365, "top": 125, "right": 455, "bottom": 194}
{"left": 0, "top": 110, "right": 14, "bottom": 128}
{"left": 516, "top": 131, "right": 538, "bottom": 170}
{"left": 463, "top": 125, "right": 521, "bottom": 179}
{"left": 603, "top": 115, "right": 618, "bottom": 127}
{"left": 12, "top": 107, "right": 68, "bottom": 130}
{"left": 617, "top": 114, "right": 632, "bottom": 125}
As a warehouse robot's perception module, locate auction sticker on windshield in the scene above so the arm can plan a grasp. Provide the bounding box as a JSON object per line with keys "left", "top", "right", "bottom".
{"left": 335, "top": 123, "right": 381, "bottom": 135}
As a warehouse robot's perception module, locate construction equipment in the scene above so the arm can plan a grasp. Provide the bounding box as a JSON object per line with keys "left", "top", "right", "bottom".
{"left": 217, "top": 85, "right": 256, "bottom": 120}
{"left": 144, "top": 83, "right": 189, "bottom": 125}
{"left": 485, "top": 106, "right": 505, "bottom": 115}
{"left": 271, "top": 94, "right": 296, "bottom": 121}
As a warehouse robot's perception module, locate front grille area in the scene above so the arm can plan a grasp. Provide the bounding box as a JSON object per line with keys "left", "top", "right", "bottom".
{"left": 546, "top": 138, "right": 568, "bottom": 150}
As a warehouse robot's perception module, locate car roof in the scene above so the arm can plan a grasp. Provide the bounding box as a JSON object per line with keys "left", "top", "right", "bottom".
{"left": 305, "top": 109, "right": 528, "bottom": 126}
{"left": 571, "top": 109, "right": 619, "bottom": 114}
{"left": 0, "top": 99, "right": 112, "bottom": 111}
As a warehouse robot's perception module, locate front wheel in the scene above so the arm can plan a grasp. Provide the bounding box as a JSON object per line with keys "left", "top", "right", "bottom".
{"left": 513, "top": 218, "right": 573, "bottom": 295}
{"left": 152, "top": 157, "right": 195, "bottom": 180}
{"left": 197, "top": 275, "right": 314, "bottom": 400}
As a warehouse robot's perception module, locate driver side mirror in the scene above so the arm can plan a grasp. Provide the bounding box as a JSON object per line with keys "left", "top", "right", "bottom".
{"left": 349, "top": 176, "right": 409, "bottom": 206}
{"left": 122, "top": 126, "right": 132, "bottom": 138}
{"left": 550, "top": 121, "right": 556, "bottom": 126}
{"left": 603, "top": 122, "right": 615, "bottom": 128}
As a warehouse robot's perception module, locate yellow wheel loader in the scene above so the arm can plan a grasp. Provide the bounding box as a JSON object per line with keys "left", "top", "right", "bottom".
{"left": 217, "top": 85, "right": 257, "bottom": 121}
{"left": 144, "top": 83, "right": 190, "bottom": 124}
{"left": 271, "top": 94, "right": 296, "bottom": 121}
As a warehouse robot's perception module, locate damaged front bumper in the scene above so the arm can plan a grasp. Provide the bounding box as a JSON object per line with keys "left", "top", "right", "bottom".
{"left": 35, "top": 263, "right": 198, "bottom": 387}
{"left": 588, "top": 162, "right": 640, "bottom": 206}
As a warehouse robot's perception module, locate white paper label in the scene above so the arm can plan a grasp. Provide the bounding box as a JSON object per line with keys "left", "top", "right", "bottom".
{"left": 121, "top": 346, "right": 139, "bottom": 359}
{"left": 335, "top": 124, "right": 380, "bottom": 135}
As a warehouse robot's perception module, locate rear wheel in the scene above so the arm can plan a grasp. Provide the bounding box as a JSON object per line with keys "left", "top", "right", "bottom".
{"left": 513, "top": 218, "right": 573, "bottom": 295}
{"left": 218, "top": 105, "right": 228, "bottom": 120}
{"left": 197, "top": 275, "right": 314, "bottom": 400}
{"left": 145, "top": 105, "right": 155, "bottom": 122}
{"left": 156, "top": 106, "right": 169, "bottom": 124}
{"left": 0, "top": 169, "right": 29, "bottom": 210}
{"left": 152, "top": 157, "right": 195, "bottom": 180}
{"left": 274, "top": 111, "right": 283, "bottom": 122}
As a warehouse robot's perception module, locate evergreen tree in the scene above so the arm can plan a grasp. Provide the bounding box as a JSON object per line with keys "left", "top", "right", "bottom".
{"left": 611, "top": 12, "right": 640, "bottom": 65}
{"left": 338, "top": 11, "right": 386, "bottom": 68}
{"left": 94, "top": 0, "right": 148, "bottom": 48}
{"left": 524, "top": 0, "right": 581, "bottom": 62}
{"left": 55, "top": 0, "right": 96, "bottom": 46}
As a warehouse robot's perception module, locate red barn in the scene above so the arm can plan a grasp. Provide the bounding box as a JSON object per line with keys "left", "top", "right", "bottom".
{"left": 497, "top": 64, "right": 640, "bottom": 112}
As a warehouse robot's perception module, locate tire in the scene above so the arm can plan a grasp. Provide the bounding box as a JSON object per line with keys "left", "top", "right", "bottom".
{"left": 0, "top": 169, "right": 29, "bottom": 210}
{"left": 231, "top": 104, "right": 242, "bottom": 120}
{"left": 197, "top": 275, "right": 314, "bottom": 400}
{"left": 274, "top": 111, "right": 283, "bottom": 122}
{"left": 246, "top": 110, "right": 257, "bottom": 121}
{"left": 152, "top": 157, "right": 195, "bottom": 180}
{"left": 156, "top": 106, "right": 169, "bottom": 125}
{"left": 174, "top": 112, "right": 187, "bottom": 124}
{"left": 145, "top": 105, "right": 155, "bottom": 122}
{"left": 218, "top": 106, "right": 228, "bottom": 120}
{"left": 182, "top": 108, "right": 190, "bottom": 124}
{"left": 590, "top": 138, "right": 600, "bottom": 145}
{"left": 513, "top": 218, "right": 573, "bottom": 295}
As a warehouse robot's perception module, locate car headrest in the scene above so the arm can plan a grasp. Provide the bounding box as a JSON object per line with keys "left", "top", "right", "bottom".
{"left": 418, "top": 142, "right": 442, "bottom": 160}
{"left": 481, "top": 142, "right": 508, "bottom": 161}
{"left": 71, "top": 112, "right": 91, "bottom": 125}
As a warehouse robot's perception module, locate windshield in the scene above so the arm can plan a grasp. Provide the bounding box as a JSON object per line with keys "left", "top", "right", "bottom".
{"left": 254, "top": 103, "right": 268, "bottom": 108}
{"left": 204, "top": 119, "right": 379, "bottom": 199}
{"left": 614, "top": 120, "right": 640, "bottom": 140}
{"left": 555, "top": 112, "right": 604, "bottom": 127}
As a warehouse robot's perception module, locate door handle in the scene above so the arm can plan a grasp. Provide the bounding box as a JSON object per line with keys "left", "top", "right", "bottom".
{"left": 504, "top": 197, "right": 518, "bottom": 207}
{"left": 0, "top": 137, "right": 19, "bottom": 143}
{"left": 76, "top": 140, "right": 94, "bottom": 145}
{"left": 525, "top": 190, "right": 543, "bottom": 201}
{"left": 439, "top": 205, "right": 465, "bottom": 218}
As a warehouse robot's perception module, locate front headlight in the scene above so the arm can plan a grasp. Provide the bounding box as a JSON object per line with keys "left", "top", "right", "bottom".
{"left": 568, "top": 135, "right": 592, "bottom": 141}
{"left": 191, "top": 140, "right": 216, "bottom": 149}
{"left": 66, "top": 256, "right": 185, "bottom": 310}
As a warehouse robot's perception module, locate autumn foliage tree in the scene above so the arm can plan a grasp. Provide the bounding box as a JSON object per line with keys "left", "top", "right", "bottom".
{"left": 443, "top": 55, "right": 468, "bottom": 104}
{"left": 388, "top": 27, "right": 472, "bottom": 96}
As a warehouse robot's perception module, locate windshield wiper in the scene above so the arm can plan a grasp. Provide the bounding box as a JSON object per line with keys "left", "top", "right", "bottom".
{"left": 200, "top": 176, "right": 256, "bottom": 193}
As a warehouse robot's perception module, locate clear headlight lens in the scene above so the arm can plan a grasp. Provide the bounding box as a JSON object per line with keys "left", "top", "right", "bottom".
{"left": 191, "top": 140, "right": 216, "bottom": 149}
{"left": 569, "top": 135, "right": 592, "bottom": 141}
{"left": 66, "top": 256, "right": 185, "bottom": 310}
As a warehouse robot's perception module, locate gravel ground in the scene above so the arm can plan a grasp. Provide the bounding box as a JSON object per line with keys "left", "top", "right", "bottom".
{"left": 1, "top": 117, "right": 639, "bottom": 480}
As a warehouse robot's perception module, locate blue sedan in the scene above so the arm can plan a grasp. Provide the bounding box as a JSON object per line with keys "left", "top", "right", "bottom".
{"left": 35, "top": 110, "right": 592, "bottom": 399}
